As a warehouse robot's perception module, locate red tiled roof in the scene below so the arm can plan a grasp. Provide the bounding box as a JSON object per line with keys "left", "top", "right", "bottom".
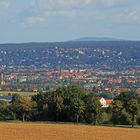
{"left": 106, "top": 100, "right": 113, "bottom": 105}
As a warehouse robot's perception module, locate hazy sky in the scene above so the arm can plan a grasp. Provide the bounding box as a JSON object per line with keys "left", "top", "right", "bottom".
{"left": 0, "top": 0, "right": 140, "bottom": 43}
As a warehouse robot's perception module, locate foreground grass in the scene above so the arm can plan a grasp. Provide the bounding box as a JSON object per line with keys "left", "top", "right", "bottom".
{"left": 0, "top": 122, "right": 140, "bottom": 140}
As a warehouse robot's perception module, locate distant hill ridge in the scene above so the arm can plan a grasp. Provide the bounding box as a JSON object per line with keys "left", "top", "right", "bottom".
{"left": 72, "top": 37, "right": 124, "bottom": 42}
{"left": 0, "top": 40, "right": 140, "bottom": 50}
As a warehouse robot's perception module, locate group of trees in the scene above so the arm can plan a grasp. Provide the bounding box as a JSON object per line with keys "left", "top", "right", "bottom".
{"left": 112, "top": 91, "right": 140, "bottom": 127}
{"left": 31, "top": 86, "right": 103, "bottom": 124}
{"left": 0, "top": 85, "right": 140, "bottom": 127}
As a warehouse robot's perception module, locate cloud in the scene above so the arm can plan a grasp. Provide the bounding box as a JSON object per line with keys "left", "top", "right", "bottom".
{"left": 101, "top": 0, "right": 120, "bottom": 7}
{"left": 1, "top": 0, "right": 140, "bottom": 27}
{"left": 53, "top": 0, "right": 92, "bottom": 6}
{"left": 21, "top": 0, "right": 140, "bottom": 27}
{"left": 0, "top": 0, "right": 11, "bottom": 15}
{"left": 35, "top": 0, "right": 92, "bottom": 11}
{"left": 85, "top": 0, "right": 92, "bottom": 5}
{"left": 21, "top": 0, "right": 87, "bottom": 27}
{"left": 101, "top": 0, "right": 131, "bottom": 8}
{"left": 22, "top": 16, "right": 46, "bottom": 27}
{"left": 114, "top": 11, "right": 140, "bottom": 23}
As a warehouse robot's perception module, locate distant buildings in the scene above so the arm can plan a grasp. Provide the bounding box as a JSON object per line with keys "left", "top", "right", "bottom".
{"left": 0, "top": 66, "right": 139, "bottom": 96}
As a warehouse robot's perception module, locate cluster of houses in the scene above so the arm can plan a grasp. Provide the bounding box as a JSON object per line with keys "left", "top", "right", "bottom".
{"left": 0, "top": 66, "right": 139, "bottom": 108}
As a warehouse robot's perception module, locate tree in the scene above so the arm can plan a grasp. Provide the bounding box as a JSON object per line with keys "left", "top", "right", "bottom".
{"left": 0, "top": 101, "right": 10, "bottom": 120}
{"left": 70, "top": 97, "right": 85, "bottom": 123}
{"left": 10, "top": 94, "right": 32, "bottom": 121}
{"left": 53, "top": 85, "right": 86, "bottom": 122}
{"left": 112, "top": 91, "right": 140, "bottom": 127}
{"left": 52, "top": 94, "right": 64, "bottom": 121}
{"left": 127, "top": 99, "right": 139, "bottom": 128}
{"left": 116, "top": 91, "right": 138, "bottom": 106}
{"left": 84, "top": 94, "right": 102, "bottom": 125}
{"left": 111, "top": 100, "right": 123, "bottom": 124}
{"left": 32, "top": 92, "right": 52, "bottom": 120}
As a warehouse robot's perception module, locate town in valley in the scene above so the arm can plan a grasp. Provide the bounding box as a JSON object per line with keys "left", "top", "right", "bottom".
{"left": 0, "top": 41, "right": 139, "bottom": 103}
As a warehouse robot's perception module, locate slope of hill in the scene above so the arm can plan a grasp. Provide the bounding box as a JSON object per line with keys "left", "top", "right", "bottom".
{"left": 72, "top": 37, "right": 123, "bottom": 41}
{"left": 0, "top": 41, "right": 139, "bottom": 69}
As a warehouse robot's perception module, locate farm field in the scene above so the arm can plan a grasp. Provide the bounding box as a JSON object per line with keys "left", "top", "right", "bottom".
{"left": 0, "top": 122, "right": 140, "bottom": 140}
{"left": 0, "top": 91, "right": 37, "bottom": 96}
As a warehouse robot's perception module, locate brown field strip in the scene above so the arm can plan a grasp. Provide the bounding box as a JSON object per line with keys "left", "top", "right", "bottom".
{"left": 0, "top": 122, "right": 139, "bottom": 140}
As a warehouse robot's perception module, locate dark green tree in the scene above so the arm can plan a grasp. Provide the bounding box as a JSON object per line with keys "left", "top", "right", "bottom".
{"left": 127, "top": 99, "right": 139, "bottom": 127}
{"left": 84, "top": 94, "right": 102, "bottom": 125}
{"left": 111, "top": 100, "right": 123, "bottom": 125}
{"left": 116, "top": 91, "right": 138, "bottom": 106}
{"left": 52, "top": 94, "right": 64, "bottom": 121}
{"left": 70, "top": 97, "right": 85, "bottom": 123}
{"left": 53, "top": 85, "right": 86, "bottom": 122}
{"left": 0, "top": 101, "right": 10, "bottom": 120}
{"left": 32, "top": 92, "right": 51, "bottom": 120}
{"left": 112, "top": 91, "right": 140, "bottom": 127}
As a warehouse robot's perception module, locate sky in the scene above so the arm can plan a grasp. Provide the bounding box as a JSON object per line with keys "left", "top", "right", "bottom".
{"left": 0, "top": 0, "right": 140, "bottom": 43}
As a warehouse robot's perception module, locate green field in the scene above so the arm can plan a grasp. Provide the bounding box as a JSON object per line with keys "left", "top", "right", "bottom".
{"left": 0, "top": 91, "right": 37, "bottom": 96}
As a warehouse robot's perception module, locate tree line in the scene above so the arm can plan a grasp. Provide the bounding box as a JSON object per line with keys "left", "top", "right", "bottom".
{"left": 0, "top": 85, "right": 140, "bottom": 127}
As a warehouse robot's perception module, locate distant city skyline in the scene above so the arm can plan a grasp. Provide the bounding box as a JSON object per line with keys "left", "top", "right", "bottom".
{"left": 0, "top": 0, "right": 140, "bottom": 43}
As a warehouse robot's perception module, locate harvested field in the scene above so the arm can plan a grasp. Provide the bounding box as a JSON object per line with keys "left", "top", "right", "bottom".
{"left": 0, "top": 122, "right": 139, "bottom": 140}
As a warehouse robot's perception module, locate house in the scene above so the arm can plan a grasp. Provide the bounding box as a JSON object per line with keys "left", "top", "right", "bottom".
{"left": 99, "top": 97, "right": 113, "bottom": 108}
{"left": 32, "top": 88, "right": 38, "bottom": 92}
